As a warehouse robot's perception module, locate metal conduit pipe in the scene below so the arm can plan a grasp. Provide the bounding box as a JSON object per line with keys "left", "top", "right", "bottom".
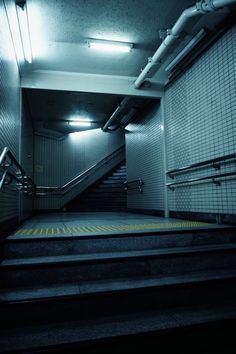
{"left": 102, "top": 96, "right": 130, "bottom": 132}
{"left": 134, "top": 0, "right": 236, "bottom": 89}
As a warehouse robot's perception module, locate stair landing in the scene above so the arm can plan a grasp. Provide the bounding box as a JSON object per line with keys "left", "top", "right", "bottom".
{"left": 11, "top": 212, "right": 232, "bottom": 238}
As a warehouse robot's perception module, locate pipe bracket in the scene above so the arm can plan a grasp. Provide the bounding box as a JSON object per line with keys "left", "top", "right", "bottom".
{"left": 148, "top": 57, "right": 161, "bottom": 65}
{"left": 159, "top": 29, "right": 168, "bottom": 41}
{"left": 196, "top": 0, "right": 220, "bottom": 13}
{"left": 213, "top": 178, "right": 221, "bottom": 186}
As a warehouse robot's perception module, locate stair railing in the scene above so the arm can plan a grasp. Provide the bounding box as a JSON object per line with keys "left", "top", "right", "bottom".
{"left": 36, "top": 145, "right": 125, "bottom": 196}
{"left": 0, "top": 147, "right": 35, "bottom": 196}
{"left": 123, "top": 178, "right": 144, "bottom": 192}
{"left": 166, "top": 153, "right": 236, "bottom": 190}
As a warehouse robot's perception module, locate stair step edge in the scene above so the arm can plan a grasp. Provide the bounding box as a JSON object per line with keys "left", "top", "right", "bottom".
{"left": 0, "top": 303, "right": 236, "bottom": 353}
{"left": 2, "top": 243, "right": 236, "bottom": 268}
{"left": 7, "top": 225, "right": 236, "bottom": 241}
{"left": 1, "top": 269, "right": 236, "bottom": 304}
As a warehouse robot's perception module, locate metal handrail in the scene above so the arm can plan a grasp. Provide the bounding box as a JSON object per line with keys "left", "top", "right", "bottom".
{"left": 0, "top": 147, "right": 35, "bottom": 195}
{"left": 166, "top": 171, "right": 236, "bottom": 190}
{"left": 166, "top": 153, "right": 236, "bottom": 176}
{"left": 37, "top": 145, "right": 125, "bottom": 196}
{"left": 123, "top": 178, "right": 144, "bottom": 192}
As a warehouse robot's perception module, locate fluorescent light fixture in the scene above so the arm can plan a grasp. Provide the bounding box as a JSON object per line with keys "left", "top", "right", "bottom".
{"left": 69, "top": 121, "right": 91, "bottom": 127}
{"left": 165, "top": 28, "right": 206, "bottom": 72}
{"left": 88, "top": 39, "right": 133, "bottom": 53}
{"left": 15, "top": 0, "right": 32, "bottom": 63}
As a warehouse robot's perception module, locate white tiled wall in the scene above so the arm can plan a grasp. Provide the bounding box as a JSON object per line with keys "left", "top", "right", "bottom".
{"left": 165, "top": 25, "right": 236, "bottom": 215}
{"left": 34, "top": 129, "right": 125, "bottom": 209}
{"left": 126, "top": 103, "right": 164, "bottom": 211}
{"left": 125, "top": 26, "right": 235, "bottom": 218}
{"left": 0, "top": 1, "right": 21, "bottom": 229}
{"left": 20, "top": 100, "right": 34, "bottom": 220}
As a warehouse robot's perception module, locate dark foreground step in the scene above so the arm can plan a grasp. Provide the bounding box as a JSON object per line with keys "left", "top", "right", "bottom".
{"left": 1, "top": 269, "right": 236, "bottom": 328}
{"left": 4, "top": 226, "right": 236, "bottom": 259}
{"left": 0, "top": 302, "right": 236, "bottom": 354}
{"left": 1, "top": 244, "right": 236, "bottom": 287}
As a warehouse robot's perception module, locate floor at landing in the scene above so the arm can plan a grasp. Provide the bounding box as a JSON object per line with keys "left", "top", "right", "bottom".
{"left": 11, "top": 212, "right": 231, "bottom": 238}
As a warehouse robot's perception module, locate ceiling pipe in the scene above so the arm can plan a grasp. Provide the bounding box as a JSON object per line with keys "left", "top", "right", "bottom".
{"left": 102, "top": 96, "right": 130, "bottom": 132}
{"left": 120, "top": 108, "right": 137, "bottom": 127}
{"left": 165, "top": 28, "right": 207, "bottom": 72}
{"left": 134, "top": 0, "right": 236, "bottom": 89}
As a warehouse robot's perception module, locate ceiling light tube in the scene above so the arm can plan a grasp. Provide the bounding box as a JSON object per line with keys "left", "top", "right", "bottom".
{"left": 88, "top": 39, "right": 133, "bottom": 53}
{"left": 165, "top": 28, "right": 206, "bottom": 72}
{"left": 15, "top": 0, "right": 32, "bottom": 63}
{"left": 69, "top": 121, "right": 91, "bottom": 127}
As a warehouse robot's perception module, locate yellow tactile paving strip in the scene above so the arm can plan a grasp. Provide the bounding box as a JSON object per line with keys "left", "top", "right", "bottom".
{"left": 15, "top": 221, "right": 211, "bottom": 236}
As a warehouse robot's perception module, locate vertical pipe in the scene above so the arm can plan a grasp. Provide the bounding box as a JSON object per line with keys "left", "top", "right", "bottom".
{"left": 161, "top": 96, "right": 169, "bottom": 218}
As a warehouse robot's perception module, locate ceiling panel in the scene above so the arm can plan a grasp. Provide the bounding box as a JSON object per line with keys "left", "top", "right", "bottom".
{"left": 26, "top": 0, "right": 196, "bottom": 76}
{"left": 25, "top": 89, "right": 124, "bottom": 123}
{"left": 24, "top": 88, "right": 155, "bottom": 135}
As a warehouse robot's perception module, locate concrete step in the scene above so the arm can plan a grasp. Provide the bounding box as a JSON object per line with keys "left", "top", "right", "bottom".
{"left": 73, "top": 195, "right": 126, "bottom": 203}
{"left": 75, "top": 206, "right": 126, "bottom": 211}
{"left": 106, "top": 174, "right": 126, "bottom": 179}
{"left": 112, "top": 172, "right": 126, "bottom": 176}
{"left": 95, "top": 185, "right": 124, "bottom": 190}
{"left": 74, "top": 203, "right": 126, "bottom": 209}
{"left": 1, "top": 269, "right": 236, "bottom": 328}
{"left": 73, "top": 207, "right": 127, "bottom": 212}
{"left": 94, "top": 183, "right": 124, "bottom": 187}
{"left": 2, "top": 268, "right": 235, "bottom": 303}
{"left": 0, "top": 302, "right": 236, "bottom": 353}
{"left": 66, "top": 162, "right": 127, "bottom": 212}
{"left": 92, "top": 187, "right": 125, "bottom": 193}
{"left": 101, "top": 181, "right": 125, "bottom": 185}
{"left": 5, "top": 227, "right": 236, "bottom": 259}
{"left": 91, "top": 193, "right": 125, "bottom": 198}
{"left": 99, "top": 184, "right": 124, "bottom": 189}
{"left": 106, "top": 177, "right": 126, "bottom": 182}
{"left": 113, "top": 172, "right": 126, "bottom": 176}
{"left": 102, "top": 180, "right": 125, "bottom": 185}
{"left": 75, "top": 197, "right": 126, "bottom": 201}
{"left": 79, "top": 202, "right": 126, "bottom": 208}
{"left": 76, "top": 204, "right": 126, "bottom": 209}
{"left": 91, "top": 191, "right": 125, "bottom": 196}
{"left": 1, "top": 244, "right": 236, "bottom": 288}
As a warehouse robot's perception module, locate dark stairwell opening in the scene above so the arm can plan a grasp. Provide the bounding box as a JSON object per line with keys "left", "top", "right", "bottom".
{"left": 65, "top": 160, "right": 127, "bottom": 212}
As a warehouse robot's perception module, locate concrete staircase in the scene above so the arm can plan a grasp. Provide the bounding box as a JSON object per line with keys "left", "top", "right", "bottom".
{"left": 66, "top": 162, "right": 126, "bottom": 212}
{"left": 1, "top": 224, "right": 236, "bottom": 353}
